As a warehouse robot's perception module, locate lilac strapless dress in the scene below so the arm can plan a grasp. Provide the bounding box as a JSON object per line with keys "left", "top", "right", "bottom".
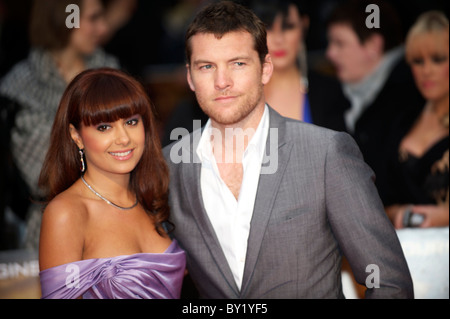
{"left": 39, "top": 240, "right": 186, "bottom": 299}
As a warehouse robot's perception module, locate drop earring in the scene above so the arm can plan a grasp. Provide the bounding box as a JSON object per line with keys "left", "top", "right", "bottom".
{"left": 79, "top": 148, "right": 86, "bottom": 173}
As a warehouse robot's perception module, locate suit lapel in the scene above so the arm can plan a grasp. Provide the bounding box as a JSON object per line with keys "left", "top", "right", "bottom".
{"left": 240, "top": 108, "right": 292, "bottom": 297}
{"left": 181, "top": 141, "right": 240, "bottom": 296}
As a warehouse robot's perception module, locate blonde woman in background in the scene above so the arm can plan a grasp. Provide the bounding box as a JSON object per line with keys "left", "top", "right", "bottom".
{"left": 384, "top": 11, "right": 449, "bottom": 229}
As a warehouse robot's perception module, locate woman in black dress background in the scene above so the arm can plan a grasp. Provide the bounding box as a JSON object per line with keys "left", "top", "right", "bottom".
{"left": 384, "top": 11, "right": 449, "bottom": 229}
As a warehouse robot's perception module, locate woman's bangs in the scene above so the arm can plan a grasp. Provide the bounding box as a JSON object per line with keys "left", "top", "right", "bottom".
{"left": 80, "top": 76, "right": 148, "bottom": 126}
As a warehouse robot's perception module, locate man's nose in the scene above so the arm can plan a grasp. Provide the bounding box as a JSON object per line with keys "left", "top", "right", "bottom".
{"left": 214, "top": 67, "right": 232, "bottom": 91}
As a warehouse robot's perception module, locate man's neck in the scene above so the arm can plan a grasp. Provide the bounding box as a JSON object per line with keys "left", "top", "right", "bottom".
{"left": 210, "top": 103, "right": 265, "bottom": 164}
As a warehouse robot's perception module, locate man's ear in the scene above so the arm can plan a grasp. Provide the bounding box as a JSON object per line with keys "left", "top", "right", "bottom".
{"left": 364, "top": 33, "right": 384, "bottom": 60}
{"left": 186, "top": 64, "right": 196, "bottom": 92}
{"left": 69, "top": 124, "right": 84, "bottom": 149}
{"left": 261, "top": 54, "right": 273, "bottom": 85}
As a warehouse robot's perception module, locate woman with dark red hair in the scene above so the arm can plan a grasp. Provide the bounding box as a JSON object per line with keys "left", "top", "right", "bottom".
{"left": 38, "top": 68, "right": 186, "bottom": 299}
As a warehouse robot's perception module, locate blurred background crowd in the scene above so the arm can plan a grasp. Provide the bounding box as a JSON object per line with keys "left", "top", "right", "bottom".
{"left": 0, "top": 0, "right": 448, "bottom": 298}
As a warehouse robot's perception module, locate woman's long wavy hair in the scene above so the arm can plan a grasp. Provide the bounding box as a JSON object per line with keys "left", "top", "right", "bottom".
{"left": 38, "top": 68, "right": 171, "bottom": 234}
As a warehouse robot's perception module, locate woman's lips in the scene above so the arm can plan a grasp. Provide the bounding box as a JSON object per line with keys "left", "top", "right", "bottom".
{"left": 421, "top": 81, "right": 436, "bottom": 89}
{"left": 272, "top": 50, "right": 287, "bottom": 58}
{"left": 109, "top": 149, "right": 134, "bottom": 161}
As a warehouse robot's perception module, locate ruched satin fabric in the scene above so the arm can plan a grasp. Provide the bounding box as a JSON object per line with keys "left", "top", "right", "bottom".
{"left": 39, "top": 240, "right": 186, "bottom": 299}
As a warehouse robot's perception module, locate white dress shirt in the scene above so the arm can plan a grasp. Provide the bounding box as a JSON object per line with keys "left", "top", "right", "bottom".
{"left": 196, "top": 105, "right": 269, "bottom": 290}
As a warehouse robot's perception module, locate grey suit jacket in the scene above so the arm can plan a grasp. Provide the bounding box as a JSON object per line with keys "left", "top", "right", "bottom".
{"left": 163, "top": 107, "right": 413, "bottom": 299}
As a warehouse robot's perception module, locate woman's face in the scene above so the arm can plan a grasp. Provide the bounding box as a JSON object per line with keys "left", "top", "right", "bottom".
{"left": 69, "top": 0, "right": 108, "bottom": 56}
{"left": 71, "top": 115, "right": 146, "bottom": 177}
{"left": 407, "top": 30, "right": 449, "bottom": 104}
{"left": 266, "top": 4, "right": 304, "bottom": 72}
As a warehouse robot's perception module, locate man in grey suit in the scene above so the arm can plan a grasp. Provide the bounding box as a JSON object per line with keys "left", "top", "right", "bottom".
{"left": 163, "top": 1, "right": 413, "bottom": 298}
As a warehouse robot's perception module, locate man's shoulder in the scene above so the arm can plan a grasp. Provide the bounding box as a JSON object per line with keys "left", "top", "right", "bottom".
{"left": 275, "top": 114, "right": 360, "bottom": 161}
{"left": 280, "top": 115, "right": 344, "bottom": 145}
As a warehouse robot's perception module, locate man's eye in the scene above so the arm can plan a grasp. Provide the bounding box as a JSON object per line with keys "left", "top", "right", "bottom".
{"left": 200, "top": 64, "right": 213, "bottom": 70}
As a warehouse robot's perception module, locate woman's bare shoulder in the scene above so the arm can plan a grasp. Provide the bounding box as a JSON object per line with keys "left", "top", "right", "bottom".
{"left": 39, "top": 182, "right": 89, "bottom": 270}
{"left": 43, "top": 184, "right": 89, "bottom": 223}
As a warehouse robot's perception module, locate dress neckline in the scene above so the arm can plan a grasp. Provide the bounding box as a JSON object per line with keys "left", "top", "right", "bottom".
{"left": 83, "top": 239, "right": 178, "bottom": 261}
{"left": 40, "top": 240, "right": 180, "bottom": 272}
{"left": 399, "top": 135, "right": 449, "bottom": 162}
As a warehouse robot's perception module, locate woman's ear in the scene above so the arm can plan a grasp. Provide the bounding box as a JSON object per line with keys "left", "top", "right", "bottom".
{"left": 69, "top": 124, "right": 84, "bottom": 149}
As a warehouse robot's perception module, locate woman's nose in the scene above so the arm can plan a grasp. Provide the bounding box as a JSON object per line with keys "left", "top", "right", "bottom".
{"left": 115, "top": 126, "right": 131, "bottom": 145}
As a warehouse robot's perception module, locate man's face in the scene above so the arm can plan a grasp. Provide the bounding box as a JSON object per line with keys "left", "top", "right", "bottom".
{"left": 187, "top": 31, "right": 272, "bottom": 128}
{"left": 326, "top": 23, "right": 378, "bottom": 84}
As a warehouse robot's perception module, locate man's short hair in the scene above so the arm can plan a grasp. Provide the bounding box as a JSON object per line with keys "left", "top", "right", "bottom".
{"left": 326, "top": 0, "right": 403, "bottom": 53}
{"left": 185, "top": 1, "right": 269, "bottom": 65}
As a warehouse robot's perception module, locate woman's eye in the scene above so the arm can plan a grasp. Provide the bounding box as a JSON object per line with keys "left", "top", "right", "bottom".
{"left": 126, "top": 118, "right": 139, "bottom": 126}
{"left": 96, "top": 124, "right": 110, "bottom": 132}
{"left": 410, "top": 57, "right": 424, "bottom": 65}
{"left": 282, "top": 22, "right": 297, "bottom": 30}
{"left": 432, "top": 55, "right": 448, "bottom": 64}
